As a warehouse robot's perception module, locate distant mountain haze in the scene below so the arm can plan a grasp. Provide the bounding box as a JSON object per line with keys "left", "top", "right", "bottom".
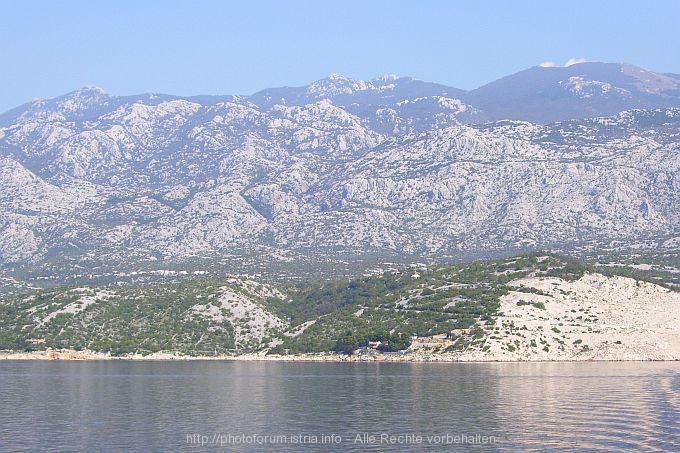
{"left": 1, "top": 62, "right": 679, "bottom": 276}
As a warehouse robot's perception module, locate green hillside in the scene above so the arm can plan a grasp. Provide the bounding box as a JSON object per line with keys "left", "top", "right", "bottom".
{"left": 4, "top": 252, "right": 671, "bottom": 358}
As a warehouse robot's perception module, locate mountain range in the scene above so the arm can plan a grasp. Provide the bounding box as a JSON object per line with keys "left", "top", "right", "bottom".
{"left": 1, "top": 61, "right": 680, "bottom": 280}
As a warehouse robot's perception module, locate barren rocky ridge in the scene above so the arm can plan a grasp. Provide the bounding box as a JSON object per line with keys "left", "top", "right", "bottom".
{"left": 1, "top": 62, "right": 680, "bottom": 279}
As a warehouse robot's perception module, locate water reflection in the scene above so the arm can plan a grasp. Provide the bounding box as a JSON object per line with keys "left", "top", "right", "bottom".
{"left": 0, "top": 361, "right": 678, "bottom": 451}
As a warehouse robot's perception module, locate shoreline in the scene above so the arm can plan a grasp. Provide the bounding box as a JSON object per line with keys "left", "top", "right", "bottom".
{"left": 1, "top": 349, "right": 678, "bottom": 362}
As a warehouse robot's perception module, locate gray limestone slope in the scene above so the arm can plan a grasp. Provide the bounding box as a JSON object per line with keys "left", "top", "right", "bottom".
{"left": 1, "top": 67, "right": 680, "bottom": 276}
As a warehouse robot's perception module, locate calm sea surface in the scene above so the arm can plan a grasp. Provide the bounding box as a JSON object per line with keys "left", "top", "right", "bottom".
{"left": 0, "top": 360, "right": 679, "bottom": 452}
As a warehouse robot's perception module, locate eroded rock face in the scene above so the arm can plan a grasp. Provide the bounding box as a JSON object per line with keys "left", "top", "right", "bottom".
{"left": 1, "top": 70, "right": 680, "bottom": 276}
{"left": 487, "top": 273, "right": 680, "bottom": 361}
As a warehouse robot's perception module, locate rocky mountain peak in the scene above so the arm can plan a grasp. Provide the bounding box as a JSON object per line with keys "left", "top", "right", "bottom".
{"left": 1, "top": 63, "right": 680, "bottom": 277}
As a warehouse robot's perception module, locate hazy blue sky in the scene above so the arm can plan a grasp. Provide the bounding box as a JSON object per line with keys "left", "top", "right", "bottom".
{"left": 2, "top": 0, "right": 679, "bottom": 112}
